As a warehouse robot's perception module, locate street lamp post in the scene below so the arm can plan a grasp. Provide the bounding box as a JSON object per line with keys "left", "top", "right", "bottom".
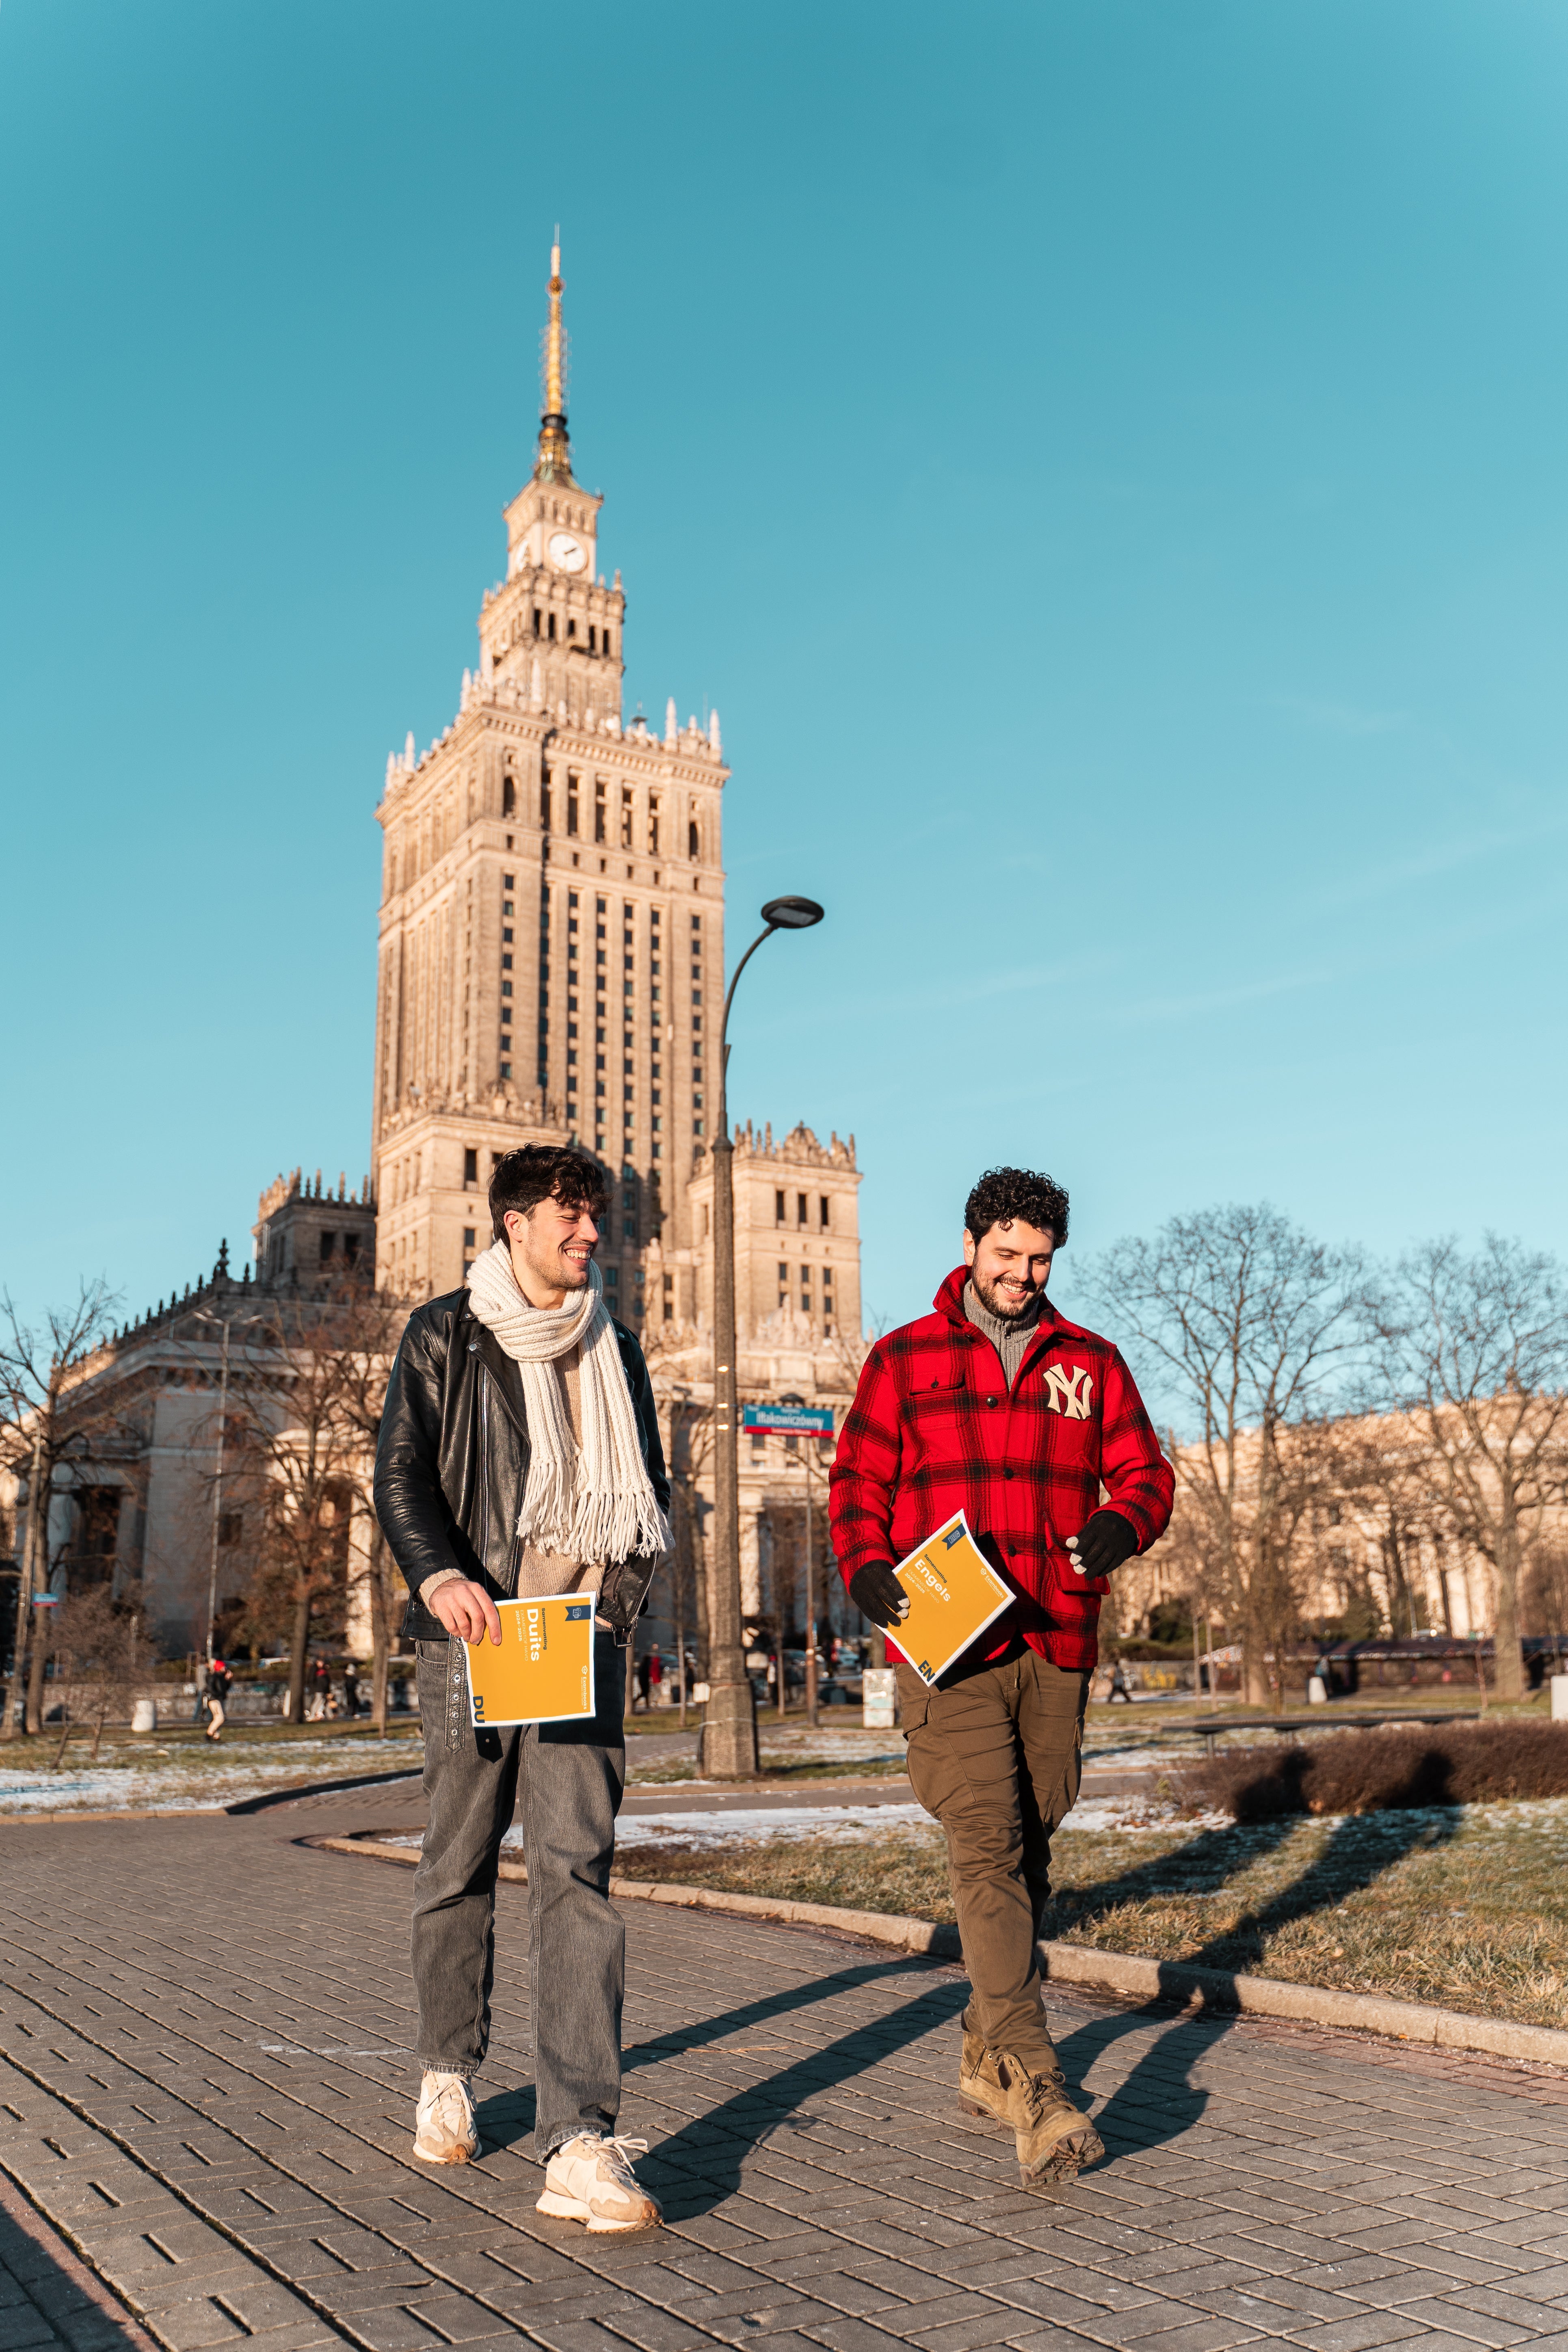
{"left": 702, "top": 894, "right": 825, "bottom": 1781}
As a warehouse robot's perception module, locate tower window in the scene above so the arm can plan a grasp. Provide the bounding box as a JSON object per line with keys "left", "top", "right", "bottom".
{"left": 533, "top": 608, "right": 542, "bottom": 636}
{"left": 648, "top": 796, "right": 661, "bottom": 855}
{"left": 567, "top": 618, "right": 576, "bottom": 639}
{"left": 594, "top": 779, "right": 606, "bottom": 843}
{"left": 776, "top": 1190, "right": 786, "bottom": 1225}
{"left": 547, "top": 612, "right": 557, "bottom": 640}
{"left": 820, "top": 1195, "right": 830, "bottom": 1228}
{"left": 797, "top": 1193, "right": 808, "bottom": 1226}
{"left": 588, "top": 624, "right": 597, "bottom": 651}
{"left": 541, "top": 768, "right": 552, "bottom": 831}
{"left": 464, "top": 1148, "right": 478, "bottom": 1186}
{"left": 603, "top": 629, "right": 613, "bottom": 658}
{"left": 620, "top": 788, "right": 633, "bottom": 849}
{"left": 567, "top": 774, "right": 580, "bottom": 836}
{"left": 502, "top": 772, "right": 516, "bottom": 818}
{"left": 688, "top": 820, "right": 699, "bottom": 859}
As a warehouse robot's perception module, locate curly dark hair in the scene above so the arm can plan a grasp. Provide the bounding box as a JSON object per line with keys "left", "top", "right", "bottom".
{"left": 489, "top": 1144, "right": 610, "bottom": 1242}
{"left": 963, "top": 1166, "right": 1069, "bottom": 1250}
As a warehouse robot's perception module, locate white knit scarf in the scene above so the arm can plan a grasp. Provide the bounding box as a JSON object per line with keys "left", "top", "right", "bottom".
{"left": 465, "top": 1239, "right": 670, "bottom": 1563}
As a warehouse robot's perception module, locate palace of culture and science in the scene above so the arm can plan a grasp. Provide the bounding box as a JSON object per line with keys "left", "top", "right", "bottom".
{"left": 34, "top": 247, "right": 865, "bottom": 1666}
{"left": 368, "top": 244, "right": 862, "bottom": 1373}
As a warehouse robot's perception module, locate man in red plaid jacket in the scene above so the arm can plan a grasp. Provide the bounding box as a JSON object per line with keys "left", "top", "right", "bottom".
{"left": 830, "top": 1166, "right": 1173, "bottom": 2187}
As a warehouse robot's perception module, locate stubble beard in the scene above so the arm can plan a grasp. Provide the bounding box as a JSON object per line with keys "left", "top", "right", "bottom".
{"left": 514, "top": 1230, "right": 595, "bottom": 1298}
{"left": 970, "top": 1267, "right": 1040, "bottom": 1323}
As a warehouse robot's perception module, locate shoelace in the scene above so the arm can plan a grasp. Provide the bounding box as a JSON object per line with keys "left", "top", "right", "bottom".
{"left": 572, "top": 2132, "right": 649, "bottom": 2187}
{"left": 428, "top": 2079, "right": 472, "bottom": 2134}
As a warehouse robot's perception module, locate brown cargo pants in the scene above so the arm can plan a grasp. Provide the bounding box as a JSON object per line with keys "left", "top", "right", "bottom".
{"left": 897, "top": 1644, "right": 1087, "bottom": 2074}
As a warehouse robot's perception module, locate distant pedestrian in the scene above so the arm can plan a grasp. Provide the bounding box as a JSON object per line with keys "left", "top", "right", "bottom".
{"left": 1107, "top": 1660, "right": 1132, "bottom": 1703}
{"left": 343, "top": 1664, "right": 361, "bottom": 1717}
{"left": 636, "top": 1652, "right": 651, "bottom": 1710}
{"left": 831, "top": 1165, "right": 1173, "bottom": 2188}
{"left": 203, "top": 1659, "right": 232, "bottom": 1742}
{"left": 647, "top": 1647, "right": 663, "bottom": 1706}
{"left": 202, "top": 1665, "right": 233, "bottom": 1740}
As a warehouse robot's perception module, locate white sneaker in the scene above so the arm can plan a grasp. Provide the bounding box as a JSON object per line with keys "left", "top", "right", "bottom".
{"left": 413, "top": 2070, "right": 478, "bottom": 2164}
{"left": 536, "top": 2133, "right": 662, "bottom": 2232}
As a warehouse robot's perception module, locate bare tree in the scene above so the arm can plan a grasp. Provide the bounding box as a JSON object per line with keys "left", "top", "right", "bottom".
{"left": 324, "top": 1293, "right": 411, "bottom": 1734}
{"left": 1076, "top": 1205, "right": 1367, "bottom": 1707}
{"left": 215, "top": 1293, "right": 391, "bottom": 1725}
{"left": 1370, "top": 1236, "right": 1568, "bottom": 1701}
{"left": 45, "top": 1585, "right": 148, "bottom": 1766}
{"left": 0, "top": 1280, "right": 123, "bottom": 1738}
{"left": 1525, "top": 1541, "right": 1568, "bottom": 1650}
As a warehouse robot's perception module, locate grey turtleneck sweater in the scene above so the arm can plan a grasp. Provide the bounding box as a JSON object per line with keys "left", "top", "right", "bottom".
{"left": 963, "top": 1278, "right": 1050, "bottom": 1390}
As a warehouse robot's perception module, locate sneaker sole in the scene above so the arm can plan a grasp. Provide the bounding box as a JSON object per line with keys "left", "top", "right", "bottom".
{"left": 1020, "top": 2124, "right": 1105, "bottom": 2188}
{"left": 536, "top": 2188, "right": 662, "bottom": 2233}
{"left": 412, "top": 2136, "right": 476, "bottom": 2164}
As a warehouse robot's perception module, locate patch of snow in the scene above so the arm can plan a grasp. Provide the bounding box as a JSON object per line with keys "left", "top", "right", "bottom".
{"left": 0, "top": 1737, "right": 419, "bottom": 1815}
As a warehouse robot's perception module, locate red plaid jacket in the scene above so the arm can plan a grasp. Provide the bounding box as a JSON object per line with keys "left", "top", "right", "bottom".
{"left": 829, "top": 1268, "right": 1174, "bottom": 1673}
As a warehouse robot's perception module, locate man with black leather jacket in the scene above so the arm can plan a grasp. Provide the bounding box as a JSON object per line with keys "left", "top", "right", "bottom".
{"left": 374, "top": 1143, "right": 669, "bottom": 2231}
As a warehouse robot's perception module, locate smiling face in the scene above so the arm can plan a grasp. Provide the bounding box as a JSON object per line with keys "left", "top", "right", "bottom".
{"left": 963, "top": 1216, "right": 1055, "bottom": 1321}
{"left": 504, "top": 1189, "right": 600, "bottom": 1309}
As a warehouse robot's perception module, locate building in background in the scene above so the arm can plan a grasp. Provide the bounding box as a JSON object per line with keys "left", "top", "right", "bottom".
{"left": 366, "top": 242, "right": 867, "bottom": 1663}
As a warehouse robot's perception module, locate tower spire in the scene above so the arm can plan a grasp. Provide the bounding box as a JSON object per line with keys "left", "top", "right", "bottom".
{"left": 535, "top": 230, "right": 573, "bottom": 485}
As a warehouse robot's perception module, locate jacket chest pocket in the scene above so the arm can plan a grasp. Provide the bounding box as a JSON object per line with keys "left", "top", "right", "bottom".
{"left": 908, "top": 1368, "right": 966, "bottom": 1424}
{"left": 907, "top": 1368, "right": 967, "bottom": 1461}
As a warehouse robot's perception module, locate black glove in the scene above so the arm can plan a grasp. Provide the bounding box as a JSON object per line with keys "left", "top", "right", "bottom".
{"left": 1065, "top": 1509, "right": 1138, "bottom": 1580}
{"left": 849, "top": 1562, "right": 910, "bottom": 1629}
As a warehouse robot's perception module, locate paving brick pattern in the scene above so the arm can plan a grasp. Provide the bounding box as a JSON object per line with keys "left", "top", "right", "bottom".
{"left": 1, "top": 2163, "right": 163, "bottom": 2352}
{"left": 3, "top": 1793, "right": 1568, "bottom": 2352}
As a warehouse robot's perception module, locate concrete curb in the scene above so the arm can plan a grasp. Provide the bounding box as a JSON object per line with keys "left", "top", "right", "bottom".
{"left": 311, "top": 1833, "right": 1568, "bottom": 2071}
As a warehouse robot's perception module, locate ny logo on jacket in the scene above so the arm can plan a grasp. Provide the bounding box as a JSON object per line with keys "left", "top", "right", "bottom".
{"left": 828, "top": 1268, "right": 1174, "bottom": 1674}
{"left": 1043, "top": 1363, "right": 1094, "bottom": 1420}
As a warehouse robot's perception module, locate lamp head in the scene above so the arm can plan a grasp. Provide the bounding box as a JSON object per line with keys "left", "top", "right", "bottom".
{"left": 760, "top": 896, "right": 825, "bottom": 930}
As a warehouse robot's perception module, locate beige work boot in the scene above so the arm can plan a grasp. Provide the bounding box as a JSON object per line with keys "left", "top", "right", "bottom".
{"left": 413, "top": 2070, "right": 478, "bottom": 2163}
{"left": 958, "top": 2030, "right": 1103, "bottom": 2186}
{"left": 536, "top": 2133, "right": 662, "bottom": 2232}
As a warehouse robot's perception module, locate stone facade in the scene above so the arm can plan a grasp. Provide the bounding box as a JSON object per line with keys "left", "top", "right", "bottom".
{"left": 10, "top": 1179, "right": 393, "bottom": 1658}
{"left": 367, "top": 245, "right": 863, "bottom": 1389}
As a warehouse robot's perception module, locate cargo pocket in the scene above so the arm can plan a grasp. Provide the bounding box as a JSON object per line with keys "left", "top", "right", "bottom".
{"left": 893, "top": 1664, "right": 931, "bottom": 1734}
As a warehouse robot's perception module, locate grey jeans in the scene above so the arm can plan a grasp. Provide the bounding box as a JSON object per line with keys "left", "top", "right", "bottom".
{"left": 411, "top": 1631, "right": 625, "bottom": 2157}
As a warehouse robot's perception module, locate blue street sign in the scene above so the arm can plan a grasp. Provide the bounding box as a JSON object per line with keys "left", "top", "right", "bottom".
{"left": 742, "top": 1404, "right": 835, "bottom": 1437}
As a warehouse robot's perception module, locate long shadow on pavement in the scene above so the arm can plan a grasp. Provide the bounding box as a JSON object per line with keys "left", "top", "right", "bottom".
{"left": 484, "top": 1807, "right": 1454, "bottom": 2195}
{"left": 475, "top": 1951, "right": 961, "bottom": 2172}
{"left": 1054, "top": 1805, "right": 1458, "bottom": 2164}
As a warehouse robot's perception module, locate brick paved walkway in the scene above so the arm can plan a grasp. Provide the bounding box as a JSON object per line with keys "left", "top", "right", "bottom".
{"left": 4, "top": 1788, "right": 1568, "bottom": 2352}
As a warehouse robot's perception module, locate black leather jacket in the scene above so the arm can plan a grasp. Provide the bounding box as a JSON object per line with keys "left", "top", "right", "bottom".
{"left": 373, "top": 1287, "right": 670, "bottom": 1645}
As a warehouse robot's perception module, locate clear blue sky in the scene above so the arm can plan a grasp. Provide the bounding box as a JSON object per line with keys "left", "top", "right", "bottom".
{"left": 4, "top": 0, "right": 1566, "bottom": 1339}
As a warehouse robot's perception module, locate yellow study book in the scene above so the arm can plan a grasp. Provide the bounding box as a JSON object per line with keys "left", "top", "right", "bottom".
{"left": 463, "top": 1594, "right": 597, "bottom": 1727}
{"left": 894, "top": 1511, "right": 1015, "bottom": 1687}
